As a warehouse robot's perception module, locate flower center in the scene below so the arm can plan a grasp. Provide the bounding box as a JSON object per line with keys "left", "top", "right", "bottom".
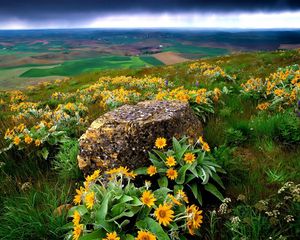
{"left": 159, "top": 210, "right": 166, "bottom": 218}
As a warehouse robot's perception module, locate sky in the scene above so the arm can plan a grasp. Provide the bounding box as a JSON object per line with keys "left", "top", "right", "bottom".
{"left": 0, "top": 0, "right": 300, "bottom": 29}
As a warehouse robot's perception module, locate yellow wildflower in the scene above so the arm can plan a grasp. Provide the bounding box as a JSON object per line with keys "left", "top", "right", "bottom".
{"left": 73, "top": 187, "right": 85, "bottom": 205}
{"left": 184, "top": 153, "right": 196, "bottom": 164}
{"left": 147, "top": 165, "right": 157, "bottom": 176}
{"left": 35, "top": 139, "right": 41, "bottom": 147}
{"left": 165, "top": 156, "right": 176, "bottom": 167}
{"left": 24, "top": 135, "right": 33, "bottom": 144}
{"left": 155, "top": 137, "right": 167, "bottom": 149}
{"left": 72, "top": 211, "right": 81, "bottom": 226}
{"left": 154, "top": 204, "right": 174, "bottom": 226}
{"left": 135, "top": 230, "right": 157, "bottom": 240}
{"left": 103, "top": 231, "right": 120, "bottom": 240}
{"left": 140, "top": 190, "right": 156, "bottom": 208}
{"left": 166, "top": 168, "right": 178, "bottom": 180}
{"left": 85, "top": 192, "right": 95, "bottom": 209}
{"left": 13, "top": 136, "right": 21, "bottom": 145}
{"left": 72, "top": 224, "right": 83, "bottom": 240}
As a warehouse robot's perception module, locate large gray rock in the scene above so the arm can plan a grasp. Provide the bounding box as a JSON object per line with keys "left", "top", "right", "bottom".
{"left": 78, "top": 100, "right": 203, "bottom": 173}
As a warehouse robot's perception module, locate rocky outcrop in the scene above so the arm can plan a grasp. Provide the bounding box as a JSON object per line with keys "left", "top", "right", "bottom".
{"left": 78, "top": 100, "right": 203, "bottom": 173}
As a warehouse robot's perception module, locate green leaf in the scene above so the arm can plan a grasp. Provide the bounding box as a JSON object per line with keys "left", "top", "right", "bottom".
{"left": 135, "top": 167, "right": 147, "bottom": 175}
{"left": 178, "top": 144, "right": 190, "bottom": 161}
{"left": 158, "top": 176, "right": 168, "bottom": 188}
{"left": 125, "top": 234, "right": 135, "bottom": 240}
{"left": 119, "top": 195, "right": 133, "bottom": 203}
{"left": 185, "top": 174, "right": 196, "bottom": 184}
{"left": 111, "top": 202, "right": 126, "bottom": 216}
{"left": 204, "top": 183, "right": 224, "bottom": 201}
{"left": 188, "top": 183, "right": 203, "bottom": 205}
{"left": 172, "top": 137, "right": 182, "bottom": 155}
{"left": 68, "top": 205, "right": 88, "bottom": 217}
{"left": 153, "top": 150, "right": 167, "bottom": 163}
{"left": 136, "top": 217, "right": 170, "bottom": 240}
{"left": 154, "top": 187, "right": 172, "bottom": 203}
{"left": 149, "top": 152, "right": 165, "bottom": 168}
{"left": 80, "top": 229, "right": 106, "bottom": 240}
{"left": 174, "top": 184, "right": 183, "bottom": 193}
{"left": 120, "top": 219, "right": 130, "bottom": 228}
{"left": 197, "top": 152, "right": 205, "bottom": 164}
{"left": 175, "top": 164, "right": 190, "bottom": 184}
{"left": 211, "top": 172, "right": 225, "bottom": 189}
{"left": 131, "top": 196, "right": 143, "bottom": 206}
{"left": 95, "top": 193, "right": 111, "bottom": 222}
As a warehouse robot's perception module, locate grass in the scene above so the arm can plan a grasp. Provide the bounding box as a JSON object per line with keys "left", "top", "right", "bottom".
{"left": 0, "top": 182, "right": 72, "bottom": 240}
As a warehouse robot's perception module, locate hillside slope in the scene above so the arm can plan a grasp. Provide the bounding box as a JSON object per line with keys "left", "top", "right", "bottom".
{"left": 0, "top": 50, "right": 299, "bottom": 239}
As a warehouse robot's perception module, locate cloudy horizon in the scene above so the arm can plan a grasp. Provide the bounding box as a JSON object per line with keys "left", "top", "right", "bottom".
{"left": 1, "top": 0, "right": 300, "bottom": 30}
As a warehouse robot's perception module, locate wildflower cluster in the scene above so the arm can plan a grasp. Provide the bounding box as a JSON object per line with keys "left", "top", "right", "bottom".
{"left": 2, "top": 95, "right": 89, "bottom": 158}
{"left": 141, "top": 137, "right": 225, "bottom": 206}
{"left": 67, "top": 161, "right": 204, "bottom": 239}
{"left": 155, "top": 86, "right": 222, "bottom": 121}
{"left": 75, "top": 75, "right": 168, "bottom": 110}
{"left": 241, "top": 64, "right": 300, "bottom": 111}
{"left": 189, "top": 61, "right": 236, "bottom": 82}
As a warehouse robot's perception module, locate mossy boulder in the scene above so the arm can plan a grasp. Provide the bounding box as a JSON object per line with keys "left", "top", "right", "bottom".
{"left": 78, "top": 100, "right": 202, "bottom": 173}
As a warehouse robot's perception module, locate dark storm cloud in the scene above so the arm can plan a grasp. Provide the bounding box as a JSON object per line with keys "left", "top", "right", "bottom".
{"left": 1, "top": 0, "right": 300, "bottom": 18}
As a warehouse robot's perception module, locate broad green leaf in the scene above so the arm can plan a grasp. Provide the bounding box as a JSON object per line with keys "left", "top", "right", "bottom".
{"left": 119, "top": 195, "right": 133, "bottom": 203}
{"left": 174, "top": 184, "right": 183, "bottom": 193}
{"left": 172, "top": 137, "right": 182, "bottom": 156}
{"left": 68, "top": 205, "right": 88, "bottom": 217}
{"left": 176, "top": 164, "right": 190, "bottom": 184}
{"left": 135, "top": 167, "right": 147, "bottom": 175}
{"left": 149, "top": 152, "right": 165, "bottom": 168}
{"left": 154, "top": 187, "right": 172, "bottom": 203}
{"left": 111, "top": 202, "right": 126, "bottom": 216}
{"left": 197, "top": 152, "right": 205, "bottom": 164}
{"left": 153, "top": 150, "right": 167, "bottom": 163}
{"left": 202, "top": 167, "right": 210, "bottom": 185}
{"left": 95, "top": 193, "right": 111, "bottom": 222}
{"left": 80, "top": 229, "right": 106, "bottom": 240}
{"left": 204, "top": 183, "right": 224, "bottom": 201}
{"left": 178, "top": 144, "right": 190, "bottom": 161}
{"left": 211, "top": 172, "right": 225, "bottom": 189}
{"left": 125, "top": 234, "right": 135, "bottom": 240}
{"left": 188, "top": 183, "right": 203, "bottom": 205}
{"left": 202, "top": 160, "right": 221, "bottom": 169}
{"left": 185, "top": 174, "right": 196, "bottom": 184}
{"left": 158, "top": 176, "right": 168, "bottom": 188}
{"left": 131, "top": 196, "right": 143, "bottom": 206}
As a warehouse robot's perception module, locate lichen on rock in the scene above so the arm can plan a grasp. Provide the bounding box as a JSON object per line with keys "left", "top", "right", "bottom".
{"left": 78, "top": 100, "right": 203, "bottom": 173}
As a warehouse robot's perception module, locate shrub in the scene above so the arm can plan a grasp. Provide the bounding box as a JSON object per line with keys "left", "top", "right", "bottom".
{"left": 65, "top": 137, "right": 226, "bottom": 239}
{"left": 138, "top": 137, "right": 225, "bottom": 205}
{"left": 277, "top": 111, "right": 300, "bottom": 145}
{"left": 66, "top": 168, "right": 204, "bottom": 239}
{"left": 241, "top": 64, "right": 300, "bottom": 111}
{"left": 52, "top": 139, "right": 82, "bottom": 181}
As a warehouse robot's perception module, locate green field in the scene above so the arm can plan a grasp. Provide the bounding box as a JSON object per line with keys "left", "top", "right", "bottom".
{"left": 20, "top": 56, "right": 162, "bottom": 78}
{"left": 162, "top": 43, "right": 229, "bottom": 57}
